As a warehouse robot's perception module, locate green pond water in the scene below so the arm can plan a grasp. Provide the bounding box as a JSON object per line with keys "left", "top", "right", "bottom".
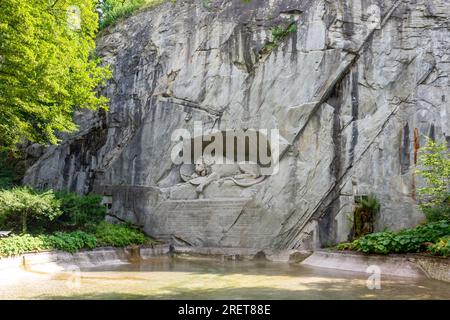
{"left": 1, "top": 256, "right": 449, "bottom": 299}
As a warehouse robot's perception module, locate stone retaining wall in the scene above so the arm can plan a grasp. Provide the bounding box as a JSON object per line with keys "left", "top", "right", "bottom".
{"left": 302, "top": 250, "right": 450, "bottom": 283}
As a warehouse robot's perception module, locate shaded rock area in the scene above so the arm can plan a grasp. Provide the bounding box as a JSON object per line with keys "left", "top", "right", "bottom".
{"left": 24, "top": 0, "right": 449, "bottom": 249}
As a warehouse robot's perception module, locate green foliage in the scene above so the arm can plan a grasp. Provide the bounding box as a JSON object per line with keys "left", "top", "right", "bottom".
{"left": 260, "top": 22, "right": 297, "bottom": 55}
{"left": 99, "top": 0, "right": 165, "bottom": 29}
{"left": 0, "top": 234, "right": 51, "bottom": 257}
{"left": 54, "top": 191, "right": 106, "bottom": 231}
{"left": 271, "top": 23, "right": 298, "bottom": 42}
{"left": 201, "top": 0, "right": 212, "bottom": 8}
{"left": 335, "top": 242, "right": 355, "bottom": 251}
{"left": 0, "top": 153, "right": 15, "bottom": 189}
{"left": 0, "top": 188, "right": 108, "bottom": 233}
{"left": 0, "top": 187, "right": 62, "bottom": 233}
{"left": 352, "top": 195, "right": 380, "bottom": 239}
{"left": 429, "top": 236, "right": 450, "bottom": 257}
{"left": 416, "top": 138, "right": 450, "bottom": 222}
{"left": 0, "top": 223, "right": 149, "bottom": 257}
{"left": 0, "top": 186, "right": 152, "bottom": 257}
{"left": 0, "top": 232, "right": 96, "bottom": 256}
{"left": 422, "top": 204, "right": 450, "bottom": 224}
{"left": 94, "top": 221, "right": 147, "bottom": 247}
{"left": 0, "top": 151, "right": 28, "bottom": 190}
{"left": 337, "top": 221, "right": 450, "bottom": 256}
{"left": 46, "top": 231, "right": 97, "bottom": 253}
{"left": 0, "top": 0, "right": 111, "bottom": 152}
{"left": 357, "top": 195, "right": 380, "bottom": 213}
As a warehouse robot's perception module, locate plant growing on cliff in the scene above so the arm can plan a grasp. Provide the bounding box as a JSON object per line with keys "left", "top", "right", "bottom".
{"left": 0, "top": 0, "right": 111, "bottom": 152}
{"left": 260, "top": 22, "right": 297, "bottom": 55}
{"left": 99, "top": 0, "right": 165, "bottom": 29}
{"left": 352, "top": 195, "right": 380, "bottom": 239}
{"left": 415, "top": 138, "right": 450, "bottom": 222}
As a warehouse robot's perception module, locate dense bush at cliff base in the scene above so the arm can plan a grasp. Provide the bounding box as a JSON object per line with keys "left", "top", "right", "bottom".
{"left": 0, "top": 188, "right": 106, "bottom": 233}
{"left": 94, "top": 221, "right": 146, "bottom": 247}
{"left": 337, "top": 140, "right": 450, "bottom": 258}
{"left": 337, "top": 221, "right": 450, "bottom": 257}
{"left": 0, "top": 223, "right": 150, "bottom": 257}
{"left": 0, "top": 188, "right": 152, "bottom": 257}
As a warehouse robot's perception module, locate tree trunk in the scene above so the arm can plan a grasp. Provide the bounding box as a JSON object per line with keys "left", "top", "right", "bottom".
{"left": 22, "top": 212, "right": 27, "bottom": 234}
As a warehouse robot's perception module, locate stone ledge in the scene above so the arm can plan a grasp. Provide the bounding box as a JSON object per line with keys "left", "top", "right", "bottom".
{"left": 301, "top": 250, "right": 450, "bottom": 283}
{"left": 172, "top": 246, "right": 312, "bottom": 262}
{"left": 0, "top": 244, "right": 171, "bottom": 272}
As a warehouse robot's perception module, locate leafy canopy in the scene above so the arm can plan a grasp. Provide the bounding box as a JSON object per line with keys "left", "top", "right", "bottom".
{"left": 98, "top": 0, "right": 164, "bottom": 29}
{"left": 0, "top": 0, "right": 111, "bottom": 151}
{"left": 54, "top": 191, "right": 106, "bottom": 231}
{"left": 0, "top": 187, "right": 62, "bottom": 233}
{"left": 416, "top": 138, "right": 450, "bottom": 222}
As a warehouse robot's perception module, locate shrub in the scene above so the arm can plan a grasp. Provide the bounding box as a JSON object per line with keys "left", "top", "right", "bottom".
{"left": 0, "top": 187, "right": 62, "bottom": 233}
{"left": 429, "top": 236, "right": 450, "bottom": 257}
{"left": 337, "top": 221, "right": 450, "bottom": 255}
{"left": 421, "top": 202, "right": 450, "bottom": 223}
{"left": 0, "top": 232, "right": 97, "bottom": 256}
{"left": 0, "top": 234, "right": 51, "bottom": 257}
{"left": 46, "top": 231, "right": 97, "bottom": 253}
{"left": 54, "top": 191, "right": 106, "bottom": 231}
{"left": 416, "top": 138, "right": 450, "bottom": 222}
{"left": 351, "top": 232, "right": 397, "bottom": 254}
{"left": 0, "top": 153, "right": 15, "bottom": 189}
{"left": 94, "top": 221, "right": 147, "bottom": 247}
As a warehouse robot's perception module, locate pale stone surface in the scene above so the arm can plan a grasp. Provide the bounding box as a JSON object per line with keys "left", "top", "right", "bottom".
{"left": 23, "top": 0, "right": 450, "bottom": 249}
{"left": 414, "top": 256, "right": 450, "bottom": 283}
{"left": 302, "top": 250, "right": 450, "bottom": 283}
{"left": 302, "top": 250, "right": 426, "bottom": 279}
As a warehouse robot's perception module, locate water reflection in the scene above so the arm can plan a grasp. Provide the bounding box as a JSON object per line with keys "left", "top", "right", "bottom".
{"left": 1, "top": 256, "right": 449, "bottom": 300}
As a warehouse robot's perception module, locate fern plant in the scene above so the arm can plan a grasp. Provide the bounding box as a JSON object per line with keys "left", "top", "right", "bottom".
{"left": 352, "top": 195, "right": 380, "bottom": 239}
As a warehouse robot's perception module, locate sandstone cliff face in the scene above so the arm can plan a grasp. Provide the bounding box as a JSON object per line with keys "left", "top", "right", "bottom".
{"left": 24, "top": 0, "right": 449, "bottom": 249}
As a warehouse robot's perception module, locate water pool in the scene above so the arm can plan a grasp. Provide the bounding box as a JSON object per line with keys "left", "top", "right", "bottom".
{"left": 1, "top": 256, "right": 449, "bottom": 299}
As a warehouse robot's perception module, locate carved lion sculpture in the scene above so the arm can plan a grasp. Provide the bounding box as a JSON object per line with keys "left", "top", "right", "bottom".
{"left": 180, "top": 155, "right": 266, "bottom": 193}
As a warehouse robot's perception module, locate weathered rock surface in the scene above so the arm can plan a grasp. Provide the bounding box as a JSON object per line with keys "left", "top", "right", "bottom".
{"left": 24, "top": 0, "right": 449, "bottom": 249}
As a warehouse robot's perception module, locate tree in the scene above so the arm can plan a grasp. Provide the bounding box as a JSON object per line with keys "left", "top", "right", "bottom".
{"left": 54, "top": 191, "right": 106, "bottom": 231}
{"left": 416, "top": 138, "right": 450, "bottom": 222}
{"left": 98, "top": 0, "right": 156, "bottom": 29}
{"left": 0, "top": 0, "right": 111, "bottom": 152}
{"left": 0, "top": 187, "right": 62, "bottom": 234}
